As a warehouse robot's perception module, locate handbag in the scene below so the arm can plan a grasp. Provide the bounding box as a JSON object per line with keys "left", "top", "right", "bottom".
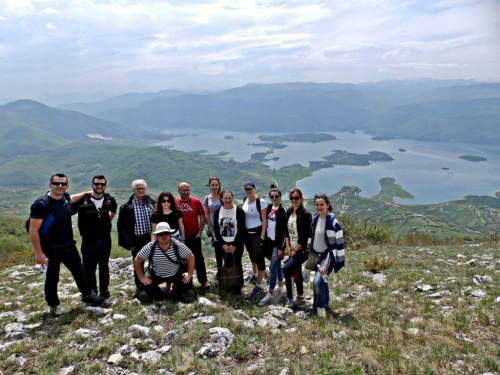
{"left": 217, "top": 253, "right": 244, "bottom": 291}
{"left": 304, "top": 251, "right": 323, "bottom": 271}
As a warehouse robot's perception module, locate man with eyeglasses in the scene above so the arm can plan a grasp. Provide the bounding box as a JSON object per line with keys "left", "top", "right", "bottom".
{"left": 117, "top": 179, "right": 156, "bottom": 292}
{"left": 175, "top": 182, "right": 209, "bottom": 289}
{"left": 29, "top": 173, "right": 105, "bottom": 317}
{"left": 71, "top": 175, "right": 117, "bottom": 300}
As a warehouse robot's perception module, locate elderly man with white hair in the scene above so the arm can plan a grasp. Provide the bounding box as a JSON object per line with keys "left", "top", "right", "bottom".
{"left": 117, "top": 179, "right": 156, "bottom": 292}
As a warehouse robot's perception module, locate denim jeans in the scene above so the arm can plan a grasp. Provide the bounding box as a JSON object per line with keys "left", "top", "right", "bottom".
{"left": 312, "top": 256, "right": 330, "bottom": 308}
{"left": 269, "top": 247, "right": 283, "bottom": 291}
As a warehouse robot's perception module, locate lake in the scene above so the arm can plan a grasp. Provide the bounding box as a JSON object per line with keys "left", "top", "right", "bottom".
{"left": 157, "top": 130, "right": 500, "bottom": 205}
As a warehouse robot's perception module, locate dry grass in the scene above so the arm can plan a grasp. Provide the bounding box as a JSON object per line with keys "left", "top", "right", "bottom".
{"left": 0, "top": 244, "right": 499, "bottom": 374}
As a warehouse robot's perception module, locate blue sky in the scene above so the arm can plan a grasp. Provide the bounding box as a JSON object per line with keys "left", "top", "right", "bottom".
{"left": 1, "top": 0, "right": 499, "bottom": 101}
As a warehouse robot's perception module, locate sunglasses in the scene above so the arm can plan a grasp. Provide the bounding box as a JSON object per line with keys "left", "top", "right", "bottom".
{"left": 289, "top": 196, "right": 300, "bottom": 201}
{"left": 270, "top": 195, "right": 280, "bottom": 199}
{"left": 157, "top": 232, "right": 171, "bottom": 237}
{"left": 314, "top": 193, "right": 327, "bottom": 199}
{"left": 93, "top": 183, "right": 106, "bottom": 187}
{"left": 162, "top": 199, "right": 171, "bottom": 203}
{"left": 51, "top": 182, "right": 68, "bottom": 186}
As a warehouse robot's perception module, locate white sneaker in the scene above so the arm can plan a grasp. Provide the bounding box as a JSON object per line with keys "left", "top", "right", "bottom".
{"left": 274, "top": 285, "right": 286, "bottom": 294}
{"left": 317, "top": 307, "right": 326, "bottom": 318}
{"left": 258, "top": 292, "right": 273, "bottom": 307}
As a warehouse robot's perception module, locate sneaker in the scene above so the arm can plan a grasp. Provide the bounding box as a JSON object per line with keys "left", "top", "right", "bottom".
{"left": 246, "top": 274, "right": 258, "bottom": 284}
{"left": 49, "top": 306, "right": 63, "bottom": 316}
{"left": 99, "top": 290, "right": 111, "bottom": 300}
{"left": 258, "top": 292, "right": 273, "bottom": 307}
{"left": 285, "top": 298, "right": 294, "bottom": 309}
{"left": 81, "top": 291, "right": 105, "bottom": 306}
{"left": 294, "top": 295, "right": 306, "bottom": 306}
{"left": 274, "top": 285, "right": 286, "bottom": 294}
{"left": 166, "top": 283, "right": 173, "bottom": 292}
{"left": 203, "top": 281, "right": 211, "bottom": 290}
{"left": 317, "top": 307, "right": 326, "bottom": 318}
{"left": 250, "top": 284, "right": 264, "bottom": 296}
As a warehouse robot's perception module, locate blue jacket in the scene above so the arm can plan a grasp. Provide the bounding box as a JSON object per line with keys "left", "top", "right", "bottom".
{"left": 310, "top": 212, "right": 345, "bottom": 273}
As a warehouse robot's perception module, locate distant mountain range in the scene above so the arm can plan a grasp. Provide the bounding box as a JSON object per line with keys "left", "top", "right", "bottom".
{"left": 2, "top": 80, "right": 500, "bottom": 149}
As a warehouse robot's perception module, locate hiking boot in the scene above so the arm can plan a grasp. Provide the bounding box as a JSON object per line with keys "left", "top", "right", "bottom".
{"left": 285, "top": 298, "right": 294, "bottom": 309}
{"left": 49, "top": 306, "right": 63, "bottom": 316}
{"left": 258, "top": 292, "right": 273, "bottom": 307}
{"left": 81, "top": 291, "right": 105, "bottom": 306}
{"left": 99, "top": 290, "right": 111, "bottom": 300}
{"left": 317, "top": 307, "right": 326, "bottom": 318}
{"left": 250, "top": 284, "right": 264, "bottom": 296}
{"left": 246, "top": 274, "right": 258, "bottom": 284}
{"left": 294, "top": 295, "right": 306, "bottom": 306}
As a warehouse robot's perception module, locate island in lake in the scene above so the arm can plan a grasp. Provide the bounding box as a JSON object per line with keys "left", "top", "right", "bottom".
{"left": 258, "top": 133, "right": 336, "bottom": 143}
{"left": 399, "top": 149, "right": 406, "bottom": 152}
{"left": 224, "top": 135, "right": 234, "bottom": 139}
{"left": 459, "top": 155, "right": 487, "bottom": 162}
{"left": 309, "top": 150, "right": 394, "bottom": 168}
{"left": 441, "top": 167, "right": 450, "bottom": 171}
{"left": 247, "top": 142, "right": 287, "bottom": 149}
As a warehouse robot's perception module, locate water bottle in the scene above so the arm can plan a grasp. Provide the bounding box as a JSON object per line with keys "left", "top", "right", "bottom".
{"left": 317, "top": 264, "right": 328, "bottom": 284}
{"left": 40, "top": 258, "right": 49, "bottom": 276}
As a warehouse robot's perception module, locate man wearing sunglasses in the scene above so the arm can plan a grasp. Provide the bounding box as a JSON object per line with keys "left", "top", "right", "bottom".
{"left": 71, "top": 175, "right": 117, "bottom": 300}
{"left": 29, "top": 173, "right": 105, "bottom": 317}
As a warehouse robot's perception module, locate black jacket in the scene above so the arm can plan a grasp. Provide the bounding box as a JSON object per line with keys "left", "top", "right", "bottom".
{"left": 71, "top": 193, "right": 117, "bottom": 240}
{"left": 285, "top": 205, "right": 312, "bottom": 249}
{"left": 214, "top": 206, "right": 246, "bottom": 246}
{"left": 266, "top": 203, "right": 287, "bottom": 251}
{"left": 117, "top": 194, "right": 156, "bottom": 250}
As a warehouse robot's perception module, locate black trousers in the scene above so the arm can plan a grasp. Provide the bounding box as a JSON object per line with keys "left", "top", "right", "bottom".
{"left": 131, "top": 234, "right": 152, "bottom": 288}
{"left": 283, "top": 250, "right": 308, "bottom": 299}
{"left": 81, "top": 237, "right": 111, "bottom": 295}
{"left": 143, "top": 269, "right": 192, "bottom": 301}
{"left": 185, "top": 235, "right": 207, "bottom": 284}
{"left": 43, "top": 243, "right": 92, "bottom": 307}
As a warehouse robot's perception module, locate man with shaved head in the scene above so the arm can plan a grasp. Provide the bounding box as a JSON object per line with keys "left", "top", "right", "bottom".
{"left": 175, "top": 182, "right": 209, "bottom": 288}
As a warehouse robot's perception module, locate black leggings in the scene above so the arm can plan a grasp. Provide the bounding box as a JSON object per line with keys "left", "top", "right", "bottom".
{"left": 283, "top": 250, "right": 308, "bottom": 299}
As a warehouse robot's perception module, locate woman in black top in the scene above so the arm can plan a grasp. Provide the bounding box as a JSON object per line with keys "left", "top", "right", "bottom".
{"left": 150, "top": 191, "right": 185, "bottom": 242}
{"left": 283, "top": 188, "right": 312, "bottom": 308}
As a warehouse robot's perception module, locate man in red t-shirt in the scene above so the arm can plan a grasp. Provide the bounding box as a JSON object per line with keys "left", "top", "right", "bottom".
{"left": 176, "top": 182, "right": 209, "bottom": 288}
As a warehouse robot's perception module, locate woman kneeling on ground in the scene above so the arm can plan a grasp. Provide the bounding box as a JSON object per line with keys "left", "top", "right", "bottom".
{"left": 283, "top": 188, "right": 312, "bottom": 308}
{"left": 310, "top": 193, "right": 345, "bottom": 318}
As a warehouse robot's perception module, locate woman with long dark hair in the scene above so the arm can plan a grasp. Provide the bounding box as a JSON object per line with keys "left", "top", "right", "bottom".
{"left": 213, "top": 189, "right": 246, "bottom": 294}
{"left": 310, "top": 193, "right": 345, "bottom": 318}
{"left": 258, "top": 184, "right": 287, "bottom": 306}
{"left": 203, "top": 177, "right": 223, "bottom": 269}
{"left": 283, "top": 188, "right": 312, "bottom": 308}
{"left": 150, "top": 191, "right": 185, "bottom": 242}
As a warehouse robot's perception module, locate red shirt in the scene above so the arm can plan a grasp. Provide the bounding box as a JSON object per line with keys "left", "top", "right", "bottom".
{"left": 175, "top": 196, "right": 204, "bottom": 238}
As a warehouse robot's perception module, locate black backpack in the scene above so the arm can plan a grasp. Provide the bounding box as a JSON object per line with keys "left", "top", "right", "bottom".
{"left": 25, "top": 193, "right": 70, "bottom": 234}
{"left": 242, "top": 196, "right": 262, "bottom": 217}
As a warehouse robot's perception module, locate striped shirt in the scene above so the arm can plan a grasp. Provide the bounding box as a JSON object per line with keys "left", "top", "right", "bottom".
{"left": 133, "top": 197, "right": 152, "bottom": 236}
{"left": 137, "top": 240, "right": 192, "bottom": 278}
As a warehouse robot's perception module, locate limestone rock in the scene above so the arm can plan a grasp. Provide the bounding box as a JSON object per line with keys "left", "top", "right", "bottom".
{"left": 127, "top": 324, "right": 151, "bottom": 337}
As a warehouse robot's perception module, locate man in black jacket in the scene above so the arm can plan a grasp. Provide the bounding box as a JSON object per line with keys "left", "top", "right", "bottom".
{"left": 117, "top": 179, "right": 156, "bottom": 290}
{"left": 71, "top": 175, "right": 117, "bottom": 299}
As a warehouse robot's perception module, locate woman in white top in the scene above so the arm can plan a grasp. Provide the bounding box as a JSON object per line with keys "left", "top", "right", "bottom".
{"left": 203, "top": 177, "right": 223, "bottom": 269}
{"left": 242, "top": 182, "right": 268, "bottom": 297}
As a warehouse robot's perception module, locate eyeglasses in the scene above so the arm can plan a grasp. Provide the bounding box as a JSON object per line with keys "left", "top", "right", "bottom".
{"left": 51, "top": 182, "right": 68, "bottom": 186}
{"left": 289, "top": 196, "right": 300, "bottom": 201}
{"left": 157, "top": 232, "right": 171, "bottom": 237}
{"left": 270, "top": 195, "right": 280, "bottom": 199}
{"left": 93, "top": 183, "right": 106, "bottom": 187}
{"left": 162, "top": 199, "right": 171, "bottom": 203}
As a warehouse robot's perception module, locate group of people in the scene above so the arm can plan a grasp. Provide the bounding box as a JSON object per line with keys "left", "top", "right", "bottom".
{"left": 29, "top": 174, "right": 344, "bottom": 318}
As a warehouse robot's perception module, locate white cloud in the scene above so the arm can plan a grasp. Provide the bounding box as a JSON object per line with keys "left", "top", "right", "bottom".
{"left": 0, "top": 14, "right": 6, "bottom": 21}
{"left": 46, "top": 22, "right": 56, "bottom": 30}
{"left": 41, "top": 7, "right": 60, "bottom": 14}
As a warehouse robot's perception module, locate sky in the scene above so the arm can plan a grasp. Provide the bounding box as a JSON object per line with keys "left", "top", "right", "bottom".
{"left": 1, "top": 0, "right": 500, "bottom": 102}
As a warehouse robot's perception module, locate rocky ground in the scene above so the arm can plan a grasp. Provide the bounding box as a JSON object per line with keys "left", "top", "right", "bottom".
{"left": 0, "top": 245, "right": 499, "bottom": 374}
